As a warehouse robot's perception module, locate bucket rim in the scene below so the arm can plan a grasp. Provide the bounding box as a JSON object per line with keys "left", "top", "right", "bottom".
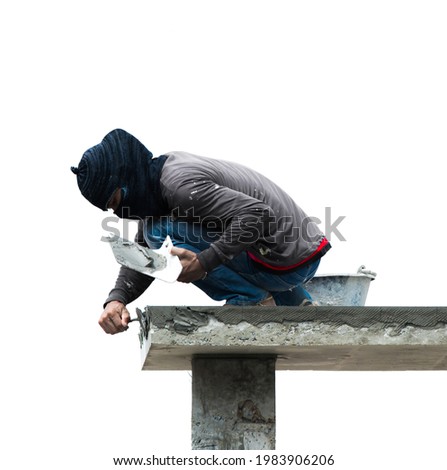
{"left": 312, "top": 273, "right": 376, "bottom": 281}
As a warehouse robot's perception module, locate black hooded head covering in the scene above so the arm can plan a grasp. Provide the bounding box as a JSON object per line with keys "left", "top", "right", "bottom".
{"left": 71, "top": 129, "right": 168, "bottom": 219}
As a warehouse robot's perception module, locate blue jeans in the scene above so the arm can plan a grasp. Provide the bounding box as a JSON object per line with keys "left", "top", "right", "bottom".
{"left": 144, "top": 217, "right": 320, "bottom": 306}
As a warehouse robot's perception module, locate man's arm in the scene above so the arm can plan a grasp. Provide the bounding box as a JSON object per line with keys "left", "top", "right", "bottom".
{"left": 99, "top": 266, "right": 155, "bottom": 334}
{"left": 171, "top": 180, "right": 275, "bottom": 273}
{"left": 99, "top": 221, "right": 154, "bottom": 334}
{"left": 103, "top": 265, "right": 154, "bottom": 307}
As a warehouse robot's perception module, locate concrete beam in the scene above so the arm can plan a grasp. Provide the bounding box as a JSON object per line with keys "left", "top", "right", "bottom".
{"left": 138, "top": 306, "right": 447, "bottom": 371}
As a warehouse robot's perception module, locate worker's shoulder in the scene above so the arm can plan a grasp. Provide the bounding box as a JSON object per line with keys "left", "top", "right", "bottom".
{"left": 162, "top": 150, "right": 206, "bottom": 163}
{"left": 162, "top": 151, "right": 249, "bottom": 174}
{"left": 158, "top": 152, "right": 208, "bottom": 197}
{"left": 160, "top": 151, "right": 215, "bottom": 179}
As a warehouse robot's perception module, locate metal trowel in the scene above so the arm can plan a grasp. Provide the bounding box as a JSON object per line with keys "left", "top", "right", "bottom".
{"left": 105, "top": 234, "right": 182, "bottom": 283}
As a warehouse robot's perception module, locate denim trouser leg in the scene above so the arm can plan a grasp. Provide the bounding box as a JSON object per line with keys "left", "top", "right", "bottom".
{"left": 226, "top": 250, "right": 320, "bottom": 306}
{"left": 271, "top": 261, "right": 319, "bottom": 305}
{"left": 144, "top": 218, "right": 270, "bottom": 305}
{"left": 143, "top": 217, "right": 319, "bottom": 306}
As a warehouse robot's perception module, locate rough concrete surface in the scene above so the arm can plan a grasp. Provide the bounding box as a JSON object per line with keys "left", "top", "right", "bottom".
{"left": 139, "top": 306, "right": 447, "bottom": 371}
{"left": 191, "top": 356, "right": 276, "bottom": 450}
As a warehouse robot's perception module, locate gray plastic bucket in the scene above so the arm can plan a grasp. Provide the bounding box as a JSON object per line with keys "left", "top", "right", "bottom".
{"left": 305, "top": 266, "right": 376, "bottom": 306}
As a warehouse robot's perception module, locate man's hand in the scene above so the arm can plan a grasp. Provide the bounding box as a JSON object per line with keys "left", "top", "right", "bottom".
{"left": 99, "top": 300, "right": 130, "bottom": 334}
{"left": 170, "top": 247, "right": 207, "bottom": 283}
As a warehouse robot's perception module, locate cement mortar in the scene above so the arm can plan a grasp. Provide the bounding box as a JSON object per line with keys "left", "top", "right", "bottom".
{"left": 151, "top": 315, "right": 447, "bottom": 347}
{"left": 139, "top": 306, "right": 447, "bottom": 371}
{"left": 147, "top": 306, "right": 447, "bottom": 332}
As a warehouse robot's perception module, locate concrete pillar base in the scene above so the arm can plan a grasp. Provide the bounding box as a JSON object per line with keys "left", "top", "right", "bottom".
{"left": 191, "top": 356, "right": 276, "bottom": 450}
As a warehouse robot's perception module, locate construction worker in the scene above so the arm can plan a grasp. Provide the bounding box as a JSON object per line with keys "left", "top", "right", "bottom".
{"left": 71, "top": 129, "right": 330, "bottom": 334}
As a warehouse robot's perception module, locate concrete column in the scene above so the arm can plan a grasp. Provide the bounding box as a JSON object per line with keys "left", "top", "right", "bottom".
{"left": 191, "top": 356, "right": 276, "bottom": 450}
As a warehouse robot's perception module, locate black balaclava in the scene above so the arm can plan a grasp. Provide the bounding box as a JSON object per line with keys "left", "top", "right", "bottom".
{"left": 71, "top": 129, "right": 168, "bottom": 219}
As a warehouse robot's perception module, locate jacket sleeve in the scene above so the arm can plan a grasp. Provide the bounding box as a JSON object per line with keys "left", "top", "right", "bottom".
{"left": 103, "top": 221, "right": 155, "bottom": 307}
{"left": 103, "top": 266, "right": 154, "bottom": 307}
{"left": 170, "top": 180, "right": 275, "bottom": 272}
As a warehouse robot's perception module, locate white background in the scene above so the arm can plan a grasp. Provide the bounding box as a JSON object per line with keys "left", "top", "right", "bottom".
{"left": 1, "top": 1, "right": 446, "bottom": 468}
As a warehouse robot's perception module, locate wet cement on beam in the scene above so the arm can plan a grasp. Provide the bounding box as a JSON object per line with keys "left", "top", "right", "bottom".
{"left": 138, "top": 306, "right": 447, "bottom": 371}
